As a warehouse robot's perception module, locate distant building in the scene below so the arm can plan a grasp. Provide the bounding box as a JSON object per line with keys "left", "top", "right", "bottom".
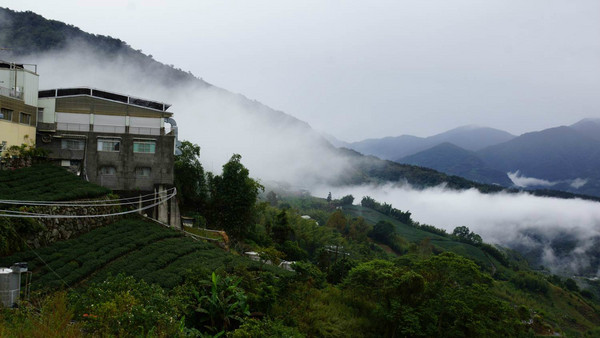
{"left": 0, "top": 61, "right": 39, "bottom": 156}
{"left": 36, "top": 87, "right": 176, "bottom": 193}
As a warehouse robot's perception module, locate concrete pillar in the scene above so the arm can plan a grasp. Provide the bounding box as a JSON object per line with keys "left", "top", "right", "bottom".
{"left": 138, "top": 194, "right": 143, "bottom": 215}
{"left": 157, "top": 185, "right": 169, "bottom": 224}
{"left": 169, "top": 198, "right": 181, "bottom": 229}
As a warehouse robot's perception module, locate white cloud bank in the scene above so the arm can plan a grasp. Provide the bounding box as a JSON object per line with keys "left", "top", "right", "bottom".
{"left": 314, "top": 183, "right": 600, "bottom": 276}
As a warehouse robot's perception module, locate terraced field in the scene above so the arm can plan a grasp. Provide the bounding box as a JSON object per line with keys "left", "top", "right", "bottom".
{"left": 0, "top": 164, "right": 110, "bottom": 201}
{"left": 0, "top": 218, "right": 288, "bottom": 290}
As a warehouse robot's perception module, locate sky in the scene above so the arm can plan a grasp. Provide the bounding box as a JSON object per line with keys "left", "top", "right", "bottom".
{"left": 4, "top": 0, "right": 600, "bottom": 141}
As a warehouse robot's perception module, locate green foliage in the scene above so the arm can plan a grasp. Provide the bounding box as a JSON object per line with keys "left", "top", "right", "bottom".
{"left": 271, "top": 210, "right": 293, "bottom": 244}
{"left": 208, "top": 154, "right": 264, "bottom": 239}
{"left": 565, "top": 278, "right": 580, "bottom": 292}
{"left": 231, "top": 318, "right": 303, "bottom": 338}
{"left": 452, "top": 225, "right": 483, "bottom": 245}
{"left": 176, "top": 272, "right": 250, "bottom": 334}
{"left": 291, "top": 261, "right": 326, "bottom": 289}
{"left": 343, "top": 253, "right": 524, "bottom": 337}
{"left": 510, "top": 272, "right": 550, "bottom": 295}
{"left": 337, "top": 194, "right": 355, "bottom": 206}
{"left": 0, "top": 292, "right": 82, "bottom": 337}
{"left": 175, "top": 141, "right": 208, "bottom": 211}
{"left": 361, "top": 195, "right": 412, "bottom": 224}
{"left": 325, "top": 210, "right": 347, "bottom": 232}
{"left": 369, "top": 220, "right": 395, "bottom": 242}
{"left": 70, "top": 274, "right": 180, "bottom": 336}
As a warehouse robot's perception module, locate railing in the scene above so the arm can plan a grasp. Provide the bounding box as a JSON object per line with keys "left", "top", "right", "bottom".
{"left": 93, "top": 124, "right": 126, "bottom": 133}
{"left": 130, "top": 127, "right": 161, "bottom": 135}
{"left": 0, "top": 86, "right": 23, "bottom": 100}
{"left": 55, "top": 123, "right": 163, "bottom": 135}
{"left": 56, "top": 122, "right": 90, "bottom": 132}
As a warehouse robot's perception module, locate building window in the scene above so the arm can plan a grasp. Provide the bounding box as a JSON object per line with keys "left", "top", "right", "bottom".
{"left": 97, "top": 138, "right": 120, "bottom": 152}
{"left": 0, "top": 141, "right": 6, "bottom": 152}
{"left": 135, "top": 167, "right": 151, "bottom": 177}
{"left": 0, "top": 108, "right": 13, "bottom": 121}
{"left": 37, "top": 108, "right": 44, "bottom": 124}
{"left": 61, "top": 139, "right": 85, "bottom": 150}
{"left": 133, "top": 140, "right": 156, "bottom": 154}
{"left": 99, "top": 166, "right": 116, "bottom": 175}
{"left": 19, "top": 112, "right": 31, "bottom": 125}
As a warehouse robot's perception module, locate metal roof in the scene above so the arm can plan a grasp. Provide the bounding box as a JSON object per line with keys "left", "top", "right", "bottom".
{"left": 38, "top": 87, "right": 172, "bottom": 112}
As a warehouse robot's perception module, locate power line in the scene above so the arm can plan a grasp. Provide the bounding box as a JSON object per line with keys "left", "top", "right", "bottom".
{"left": 0, "top": 189, "right": 176, "bottom": 218}
{"left": 0, "top": 188, "right": 175, "bottom": 207}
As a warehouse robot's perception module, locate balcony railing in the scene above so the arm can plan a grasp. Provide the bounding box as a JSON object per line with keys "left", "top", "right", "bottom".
{"left": 57, "top": 122, "right": 90, "bottom": 132}
{"left": 55, "top": 123, "right": 162, "bottom": 136}
{"left": 0, "top": 86, "right": 23, "bottom": 100}
{"left": 130, "top": 126, "right": 161, "bottom": 136}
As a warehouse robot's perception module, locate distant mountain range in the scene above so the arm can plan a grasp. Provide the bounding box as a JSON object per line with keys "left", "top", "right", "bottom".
{"left": 340, "top": 118, "right": 600, "bottom": 196}
{"left": 340, "top": 126, "right": 516, "bottom": 161}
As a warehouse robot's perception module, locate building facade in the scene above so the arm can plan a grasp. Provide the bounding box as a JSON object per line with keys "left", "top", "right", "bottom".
{"left": 36, "top": 87, "right": 176, "bottom": 193}
{"left": 0, "top": 61, "right": 39, "bottom": 156}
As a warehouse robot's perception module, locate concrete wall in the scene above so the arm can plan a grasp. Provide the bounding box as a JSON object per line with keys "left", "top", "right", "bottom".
{"left": 37, "top": 130, "right": 175, "bottom": 192}
{"left": 0, "top": 120, "right": 36, "bottom": 155}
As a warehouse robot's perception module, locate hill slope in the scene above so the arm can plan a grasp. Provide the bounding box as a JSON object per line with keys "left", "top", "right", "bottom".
{"left": 345, "top": 125, "right": 515, "bottom": 161}
{"left": 398, "top": 142, "right": 513, "bottom": 186}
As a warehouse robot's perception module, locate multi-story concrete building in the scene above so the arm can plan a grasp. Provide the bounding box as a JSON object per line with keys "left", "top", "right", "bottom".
{"left": 0, "top": 61, "right": 39, "bottom": 155}
{"left": 36, "top": 87, "right": 176, "bottom": 193}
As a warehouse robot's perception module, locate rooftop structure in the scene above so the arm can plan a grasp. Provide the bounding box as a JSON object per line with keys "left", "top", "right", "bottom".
{"left": 0, "top": 61, "right": 39, "bottom": 156}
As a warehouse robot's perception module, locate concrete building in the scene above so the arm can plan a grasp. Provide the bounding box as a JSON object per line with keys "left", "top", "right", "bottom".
{"left": 36, "top": 87, "right": 176, "bottom": 193}
{"left": 0, "top": 61, "right": 39, "bottom": 156}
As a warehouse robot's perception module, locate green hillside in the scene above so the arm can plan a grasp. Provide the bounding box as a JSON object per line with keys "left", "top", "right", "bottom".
{"left": 343, "top": 205, "right": 497, "bottom": 266}
{"left": 0, "top": 218, "right": 289, "bottom": 291}
{"left": 0, "top": 164, "right": 110, "bottom": 201}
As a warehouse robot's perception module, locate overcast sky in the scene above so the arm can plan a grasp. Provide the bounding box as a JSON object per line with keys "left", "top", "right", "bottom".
{"left": 4, "top": 0, "right": 600, "bottom": 141}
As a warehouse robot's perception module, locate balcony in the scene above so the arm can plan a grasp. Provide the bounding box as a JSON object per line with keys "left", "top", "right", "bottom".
{"left": 0, "top": 86, "right": 23, "bottom": 100}
{"left": 54, "top": 122, "right": 163, "bottom": 136}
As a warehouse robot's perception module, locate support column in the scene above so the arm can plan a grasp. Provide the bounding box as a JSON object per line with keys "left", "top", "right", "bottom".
{"left": 169, "top": 198, "right": 181, "bottom": 229}
{"left": 157, "top": 185, "right": 169, "bottom": 224}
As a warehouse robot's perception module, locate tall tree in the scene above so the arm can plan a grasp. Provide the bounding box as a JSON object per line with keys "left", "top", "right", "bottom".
{"left": 208, "top": 154, "right": 263, "bottom": 238}
{"left": 174, "top": 141, "right": 207, "bottom": 211}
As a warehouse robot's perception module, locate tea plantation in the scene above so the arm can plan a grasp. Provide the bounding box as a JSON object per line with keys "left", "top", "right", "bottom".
{"left": 0, "top": 218, "right": 287, "bottom": 290}
{"left": 0, "top": 164, "right": 110, "bottom": 201}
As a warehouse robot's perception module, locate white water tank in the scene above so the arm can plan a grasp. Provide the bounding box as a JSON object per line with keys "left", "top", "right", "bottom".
{"left": 0, "top": 263, "right": 26, "bottom": 308}
{"left": 0, "top": 268, "right": 16, "bottom": 308}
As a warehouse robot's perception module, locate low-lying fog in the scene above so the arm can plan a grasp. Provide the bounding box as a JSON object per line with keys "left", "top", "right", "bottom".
{"left": 313, "top": 184, "right": 600, "bottom": 277}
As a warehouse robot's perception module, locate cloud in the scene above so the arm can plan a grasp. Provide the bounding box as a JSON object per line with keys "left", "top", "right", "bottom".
{"left": 314, "top": 183, "right": 600, "bottom": 276}
{"left": 508, "top": 171, "right": 557, "bottom": 187}
{"left": 508, "top": 171, "right": 590, "bottom": 190}
{"left": 570, "top": 178, "right": 588, "bottom": 189}
{"left": 20, "top": 41, "right": 352, "bottom": 187}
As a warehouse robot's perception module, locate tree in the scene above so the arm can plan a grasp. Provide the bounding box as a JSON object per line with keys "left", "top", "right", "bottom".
{"left": 272, "top": 210, "right": 293, "bottom": 244}
{"left": 266, "top": 191, "right": 278, "bottom": 207}
{"left": 338, "top": 194, "right": 354, "bottom": 206}
{"left": 326, "top": 210, "right": 347, "bottom": 232}
{"left": 174, "top": 141, "right": 207, "bottom": 211}
{"left": 452, "top": 226, "right": 482, "bottom": 245}
{"left": 208, "top": 154, "right": 264, "bottom": 239}
{"left": 348, "top": 217, "right": 370, "bottom": 241}
{"left": 369, "top": 220, "right": 395, "bottom": 243}
{"left": 326, "top": 192, "right": 332, "bottom": 203}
